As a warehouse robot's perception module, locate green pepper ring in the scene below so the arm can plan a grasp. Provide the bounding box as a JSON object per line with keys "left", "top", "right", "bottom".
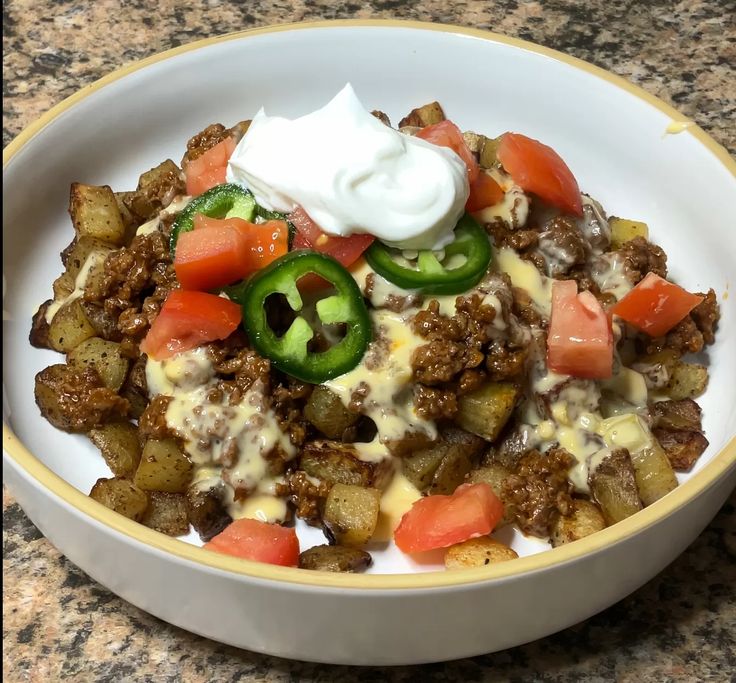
{"left": 169, "top": 183, "right": 256, "bottom": 254}
{"left": 364, "top": 213, "right": 492, "bottom": 295}
{"left": 238, "top": 250, "right": 372, "bottom": 384}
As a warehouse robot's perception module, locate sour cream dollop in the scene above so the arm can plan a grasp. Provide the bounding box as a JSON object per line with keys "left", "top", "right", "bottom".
{"left": 226, "top": 84, "right": 469, "bottom": 250}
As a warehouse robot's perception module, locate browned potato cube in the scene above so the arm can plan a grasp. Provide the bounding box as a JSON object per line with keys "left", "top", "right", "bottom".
{"left": 141, "top": 491, "right": 190, "bottom": 536}
{"left": 398, "top": 101, "right": 446, "bottom": 128}
{"left": 134, "top": 439, "right": 193, "bottom": 493}
{"left": 456, "top": 382, "right": 520, "bottom": 441}
{"left": 304, "top": 386, "right": 359, "bottom": 439}
{"left": 298, "top": 545, "right": 372, "bottom": 572}
{"left": 186, "top": 482, "right": 232, "bottom": 541}
{"left": 89, "top": 422, "right": 142, "bottom": 478}
{"left": 629, "top": 442, "right": 677, "bottom": 506}
{"left": 47, "top": 299, "right": 97, "bottom": 352}
{"left": 52, "top": 271, "right": 75, "bottom": 299}
{"left": 550, "top": 499, "right": 607, "bottom": 547}
{"left": 479, "top": 135, "right": 502, "bottom": 168}
{"left": 428, "top": 446, "right": 476, "bottom": 495}
{"left": 69, "top": 183, "right": 127, "bottom": 245}
{"left": 664, "top": 362, "right": 708, "bottom": 400}
{"left": 300, "top": 441, "right": 393, "bottom": 489}
{"left": 323, "top": 484, "right": 381, "bottom": 547}
{"left": 589, "top": 449, "right": 643, "bottom": 525}
{"left": 654, "top": 429, "right": 709, "bottom": 471}
{"left": 609, "top": 217, "right": 649, "bottom": 250}
{"left": 90, "top": 477, "right": 149, "bottom": 521}
{"left": 467, "top": 463, "right": 513, "bottom": 525}
{"left": 444, "top": 537, "right": 518, "bottom": 569}
{"left": 67, "top": 337, "right": 130, "bottom": 391}
{"left": 61, "top": 236, "right": 114, "bottom": 279}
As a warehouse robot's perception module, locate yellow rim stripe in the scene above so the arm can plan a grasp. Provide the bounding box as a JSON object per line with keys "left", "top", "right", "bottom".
{"left": 3, "top": 20, "right": 736, "bottom": 590}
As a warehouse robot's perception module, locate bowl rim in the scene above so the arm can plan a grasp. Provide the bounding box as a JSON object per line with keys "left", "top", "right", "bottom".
{"left": 3, "top": 19, "right": 735, "bottom": 591}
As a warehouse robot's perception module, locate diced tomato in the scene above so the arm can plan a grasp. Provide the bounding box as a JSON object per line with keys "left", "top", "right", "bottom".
{"left": 466, "top": 172, "right": 504, "bottom": 212}
{"left": 497, "top": 132, "right": 583, "bottom": 216}
{"left": 140, "top": 290, "right": 241, "bottom": 360}
{"left": 547, "top": 279, "right": 613, "bottom": 379}
{"left": 416, "top": 120, "right": 480, "bottom": 184}
{"left": 289, "top": 207, "right": 374, "bottom": 267}
{"left": 175, "top": 215, "right": 288, "bottom": 291}
{"left": 393, "top": 483, "right": 504, "bottom": 554}
{"left": 611, "top": 272, "right": 704, "bottom": 337}
{"left": 185, "top": 137, "right": 237, "bottom": 197}
{"left": 204, "top": 518, "right": 299, "bottom": 567}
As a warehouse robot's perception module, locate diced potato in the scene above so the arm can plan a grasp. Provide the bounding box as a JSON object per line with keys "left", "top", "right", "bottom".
{"left": 429, "top": 446, "right": 476, "bottom": 495}
{"left": 52, "top": 271, "right": 75, "bottom": 299}
{"left": 90, "top": 477, "right": 149, "bottom": 521}
{"left": 610, "top": 217, "right": 649, "bottom": 250}
{"left": 304, "top": 386, "right": 359, "bottom": 439}
{"left": 650, "top": 399, "right": 703, "bottom": 431}
{"left": 47, "top": 299, "right": 97, "bottom": 352}
{"left": 67, "top": 337, "right": 129, "bottom": 391}
{"left": 589, "top": 449, "right": 643, "bottom": 525}
{"left": 120, "top": 356, "right": 149, "bottom": 420}
{"left": 550, "top": 499, "right": 607, "bottom": 547}
{"left": 479, "top": 135, "right": 502, "bottom": 168}
{"left": 385, "top": 431, "right": 434, "bottom": 458}
{"left": 300, "top": 441, "right": 393, "bottom": 489}
{"left": 462, "top": 131, "right": 484, "bottom": 154}
{"left": 298, "top": 544, "right": 372, "bottom": 572}
{"left": 29, "top": 301, "right": 52, "bottom": 349}
{"left": 114, "top": 191, "right": 140, "bottom": 243}
{"left": 654, "top": 428, "right": 709, "bottom": 472}
{"left": 402, "top": 442, "right": 448, "bottom": 491}
{"left": 186, "top": 482, "right": 232, "bottom": 541}
{"left": 398, "top": 101, "right": 446, "bottom": 128}
{"left": 323, "top": 484, "right": 381, "bottom": 547}
{"left": 664, "top": 361, "right": 708, "bottom": 400}
{"left": 89, "top": 422, "right": 142, "bottom": 478}
{"left": 467, "top": 463, "right": 513, "bottom": 525}
{"left": 629, "top": 442, "right": 677, "bottom": 506}
{"left": 456, "top": 382, "right": 520, "bottom": 441}
{"left": 134, "top": 438, "right": 194, "bottom": 493}
{"left": 444, "top": 537, "right": 518, "bottom": 569}
{"left": 62, "top": 236, "right": 115, "bottom": 280}
{"left": 141, "top": 491, "right": 190, "bottom": 536}
{"left": 69, "top": 183, "right": 127, "bottom": 245}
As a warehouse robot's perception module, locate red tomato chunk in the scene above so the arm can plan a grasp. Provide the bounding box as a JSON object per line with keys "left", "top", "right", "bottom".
{"left": 466, "top": 172, "right": 504, "bottom": 212}
{"left": 140, "top": 290, "right": 241, "bottom": 360}
{"left": 393, "top": 483, "right": 504, "bottom": 554}
{"left": 497, "top": 132, "right": 583, "bottom": 216}
{"left": 204, "top": 518, "right": 300, "bottom": 567}
{"left": 289, "top": 206, "right": 374, "bottom": 267}
{"left": 175, "top": 215, "right": 288, "bottom": 291}
{"left": 547, "top": 279, "right": 613, "bottom": 379}
{"left": 611, "top": 272, "right": 704, "bottom": 338}
{"left": 185, "top": 137, "right": 237, "bottom": 197}
{"left": 416, "top": 120, "right": 480, "bottom": 184}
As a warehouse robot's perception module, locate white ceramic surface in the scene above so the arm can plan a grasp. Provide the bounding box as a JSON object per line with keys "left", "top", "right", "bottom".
{"left": 3, "top": 21, "right": 735, "bottom": 665}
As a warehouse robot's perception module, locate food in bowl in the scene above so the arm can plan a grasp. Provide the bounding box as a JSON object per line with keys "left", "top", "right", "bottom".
{"left": 29, "top": 84, "right": 719, "bottom": 573}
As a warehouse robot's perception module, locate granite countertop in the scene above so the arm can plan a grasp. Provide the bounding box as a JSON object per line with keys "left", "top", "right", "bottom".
{"left": 3, "top": 1, "right": 735, "bottom": 680}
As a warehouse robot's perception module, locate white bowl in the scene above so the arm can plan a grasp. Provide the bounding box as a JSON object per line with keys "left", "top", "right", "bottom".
{"left": 3, "top": 20, "right": 735, "bottom": 665}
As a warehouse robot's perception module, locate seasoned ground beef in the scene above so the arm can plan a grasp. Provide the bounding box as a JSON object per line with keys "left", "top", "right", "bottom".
{"left": 618, "top": 236, "right": 667, "bottom": 284}
{"left": 138, "top": 395, "right": 175, "bottom": 441}
{"left": 690, "top": 289, "right": 719, "bottom": 345}
{"left": 281, "top": 470, "right": 331, "bottom": 526}
{"left": 536, "top": 216, "right": 587, "bottom": 277}
{"left": 502, "top": 447, "right": 574, "bottom": 536}
{"left": 485, "top": 222, "right": 539, "bottom": 253}
{"left": 181, "top": 120, "right": 251, "bottom": 166}
{"left": 34, "top": 364, "right": 129, "bottom": 433}
{"left": 413, "top": 384, "right": 458, "bottom": 420}
{"left": 29, "top": 301, "right": 52, "bottom": 348}
{"left": 85, "top": 231, "right": 171, "bottom": 318}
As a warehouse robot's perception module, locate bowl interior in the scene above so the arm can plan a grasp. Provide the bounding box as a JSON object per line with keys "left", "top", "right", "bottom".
{"left": 4, "top": 24, "right": 735, "bottom": 574}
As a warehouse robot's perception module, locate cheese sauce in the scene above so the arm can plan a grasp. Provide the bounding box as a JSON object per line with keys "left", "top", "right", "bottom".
{"left": 45, "top": 250, "right": 107, "bottom": 324}
{"left": 325, "top": 309, "right": 436, "bottom": 445}
{"left": 146, "top": 348, "right": 295, "bottom": 501}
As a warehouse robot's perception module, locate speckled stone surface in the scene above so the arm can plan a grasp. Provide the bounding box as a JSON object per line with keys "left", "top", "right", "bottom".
{"left": 3, "top": 0, "right": 735, "bottom": 680}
